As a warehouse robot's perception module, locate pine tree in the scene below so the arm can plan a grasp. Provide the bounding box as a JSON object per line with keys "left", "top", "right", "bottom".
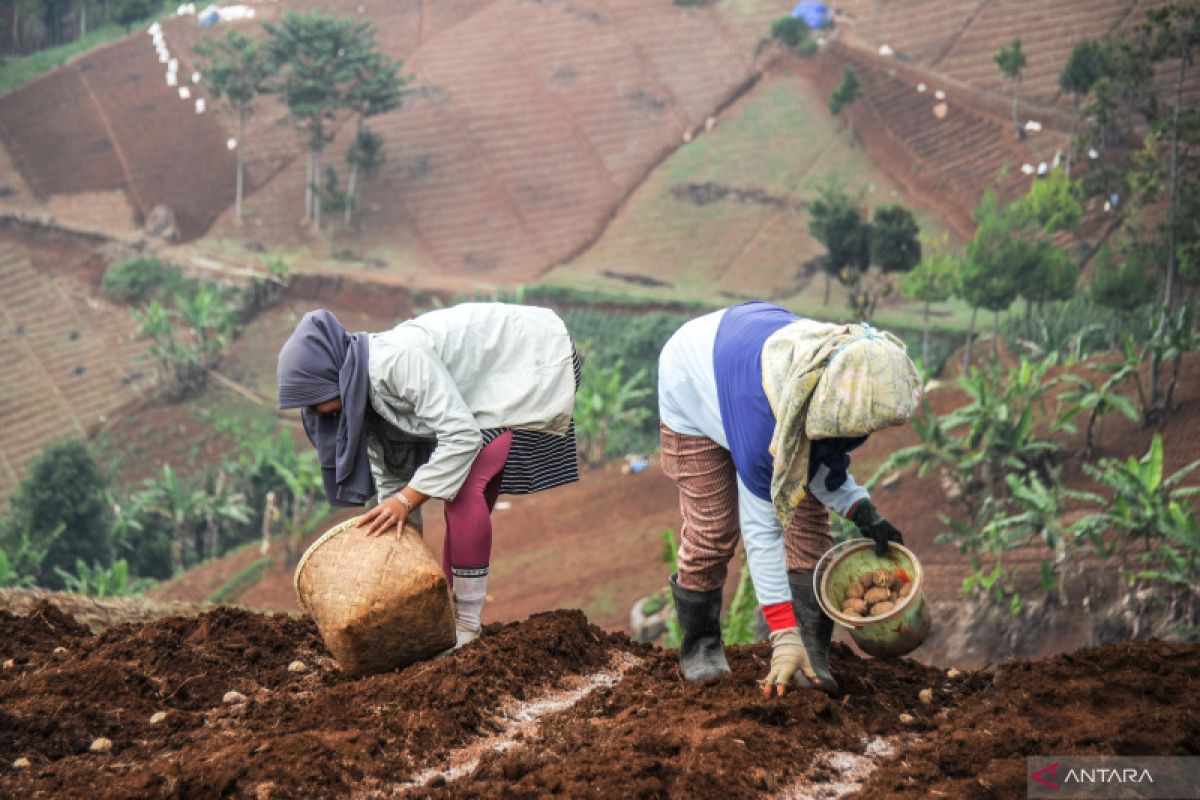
{"left": 900, "top": 244, "right": 957, "bottom": 368}
{"left": 1059, "top": 40, "right": 1109, "bottom": 177}
{"left": 341, "top": 41, "right": 409, "bottom": 225}
{"left": 995, "top": 38, "right": 1027, "bottom": 133}
{"left": 828, "top": 66, "right": 863, "bottom": 145}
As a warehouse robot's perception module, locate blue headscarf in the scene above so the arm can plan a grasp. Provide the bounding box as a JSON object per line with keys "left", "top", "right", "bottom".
{"left": 277, "top": 310, "right": 374, "bottom": 507}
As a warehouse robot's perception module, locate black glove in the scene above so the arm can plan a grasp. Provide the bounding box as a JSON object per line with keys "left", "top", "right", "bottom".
{"left": 849, "top": 500, "right": 903, "bottom": 556}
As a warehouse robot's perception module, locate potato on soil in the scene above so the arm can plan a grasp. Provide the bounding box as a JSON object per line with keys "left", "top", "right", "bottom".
{"left": 842, "top": 598, "right": 868, "bottom": 615}
{"left": 869, "top": 601, "right": 895, "bottom": 616}
{"left": 846, "top": 582, "right": 865, "bottom": 600}
{"left": 863, "top": 586, "right": 891, "bottom": 605}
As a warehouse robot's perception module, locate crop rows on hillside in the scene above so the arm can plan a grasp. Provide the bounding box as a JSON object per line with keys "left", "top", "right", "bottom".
{"left": 0, "top": 251, "right": 155, "bottom": 499}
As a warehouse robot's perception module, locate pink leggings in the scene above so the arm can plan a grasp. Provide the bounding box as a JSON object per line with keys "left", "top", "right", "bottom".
{"left": 442, "top": 431, "right": 512, "bottom": 585}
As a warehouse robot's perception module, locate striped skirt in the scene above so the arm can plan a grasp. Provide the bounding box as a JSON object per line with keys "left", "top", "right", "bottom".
{"left": 479, "top": 346, "right": 582, "bottom": 496}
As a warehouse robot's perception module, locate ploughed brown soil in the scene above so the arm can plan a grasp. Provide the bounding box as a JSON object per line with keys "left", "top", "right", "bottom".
{"left": 2, "top": 603, "right": 1196, "bottom": 799}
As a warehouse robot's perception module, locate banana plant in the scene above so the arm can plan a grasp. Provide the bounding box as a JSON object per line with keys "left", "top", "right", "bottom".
{"left": 54, "top": 558, "right": 153, "bottom": 598}
{"left": 268, "top": 450, "right": 324, "bottom": 566}
{"left": 1145, "top": 300, "right": 1197, "bottom": 419}
{"left": 872, "top": 355, "right": 1062, "bottom": 508}
{"left": 1075, "top": 435, "right": 1200, "bottom": 595}
{"left": 137, "top": 465, "right": 252, "bottom": 573}
{"left": 1056, "top": 368, "right": 1140, "bottom": 458}
{"left": 945, "top": 355, "right": 1062, "bottom": 489}
{"left": 867, "top": 396, "right": 971, "bottom": 500}
{"left": 573, "top": 356, "right": 652, "bottom": 466}
{"left": 980, "top": 472, "right": 1097, "bottom": 605}
{"left": 0, "top": 549, "right": 32, "bottom": 588}
{"left": 0, "top": 523, "right": 64, "bottom": 588}
{"left": 174, "top": 283, "right": 240, "bottom": 364}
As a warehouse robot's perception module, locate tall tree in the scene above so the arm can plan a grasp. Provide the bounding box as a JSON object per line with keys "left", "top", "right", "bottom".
{"left": 264, "top": 12, "right": 408, "bottom": 231}
{"left": 1011, "top": 238, "right": 1078, "bottom": 334}
{"left": 870, "top": 204, "right": 922, "bottom": 274}
{"left": 808, "top": 184, "right": 870, "bottom": 308}
{"left": 1090, "top": 241, "right": 1158, "bottom": 314}
{"left": 341, "top": 41, "right": 409, "bottom": 225}
{"left": 1137, "top": 4, "right": 1200, "bottom": 311}
{"left": 39, "top": 0, "right": 70, "bottom": 43}
{"left": 112, "top": 0, "right": 154, "bottom": 32}
{"left": 900, "top": 244, "right": 957, "bottom": 368}
{"left": 828, "top": 66, "right": 863, "bottom": 145}
{"left": 962, "top": 193, "right": 1021, "bottom": 361}
{"left": 1059, "top": 39, "right": 1109, "bottom": 177}
{"left": 264, "top": 12, "right": 360, "bottom": 229}
{"left": 344, "top": 127, "right": 385, "bottom": 225}
{"left": 995, "top": 38, "right": 1027, "bottom": 133}
{"left": 1017, "top": 168, "right": 1084, "bottom": 234}
{"left": 194, "top": 29, "right": 275, "bottom": 223}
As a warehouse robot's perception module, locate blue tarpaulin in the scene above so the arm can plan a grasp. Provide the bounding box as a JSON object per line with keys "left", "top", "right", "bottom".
{"left": 790, "top": 2, "right": 830, "bottom": 29}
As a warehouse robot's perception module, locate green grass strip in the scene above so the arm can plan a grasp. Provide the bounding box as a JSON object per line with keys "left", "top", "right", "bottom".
{"left": 207, "top": 556, "right": 275, "bottom": 604}
{"left": 0, "top": 10, "right": 171, "bottom": 96}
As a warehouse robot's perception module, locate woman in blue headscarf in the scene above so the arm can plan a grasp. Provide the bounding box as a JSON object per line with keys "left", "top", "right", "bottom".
{"left": 277, "top": 303, "right": 582, "bottom": 647}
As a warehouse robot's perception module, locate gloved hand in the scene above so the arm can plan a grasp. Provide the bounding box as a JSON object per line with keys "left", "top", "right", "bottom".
{"left": 849, "top": 499, "right": 904, "bottom": 557}
{"left": 761, "top": 627, "right": 816, "bottom": 698}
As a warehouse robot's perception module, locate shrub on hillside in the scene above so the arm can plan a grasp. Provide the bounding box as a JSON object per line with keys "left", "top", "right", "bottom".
{"left": 1, "top": 440, "right": 113, "bottom": 589}
{"left": 770, "top": 17, "right": 816, "bottom": 55}
{"left": 102, "top": 257, "right": 187, "bottom": 304}
{"left": 114, "top": 0, "right": 160, "bottom": 31}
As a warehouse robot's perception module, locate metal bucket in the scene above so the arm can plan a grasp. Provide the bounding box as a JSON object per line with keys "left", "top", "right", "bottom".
{"left": 814, "top": 539, "right": 931, "bottom": 659}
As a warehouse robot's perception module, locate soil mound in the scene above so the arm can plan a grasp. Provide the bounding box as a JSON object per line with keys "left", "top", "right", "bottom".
{"left": 1, "top": 604, "right": 1196, "bottom": 799}
{"left": 0, "top": 600, "right": 91, "bottom": 657}
{"left": 860, "top": 639, "right": 1200, "bottom": 799}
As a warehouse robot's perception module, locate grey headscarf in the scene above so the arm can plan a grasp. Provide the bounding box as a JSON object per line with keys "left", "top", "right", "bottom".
{"left": 277, "top": 310, "right": 374, "bottom": 507}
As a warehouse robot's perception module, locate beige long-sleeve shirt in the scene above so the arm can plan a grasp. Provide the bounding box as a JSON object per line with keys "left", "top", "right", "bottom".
{"left": 366, "top": 303, "right": 576, "bottom": 501}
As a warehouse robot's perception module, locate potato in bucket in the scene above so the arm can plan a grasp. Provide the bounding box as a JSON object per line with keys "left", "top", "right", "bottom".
{"left": 815, "top": 540, "right": 931, "bottom": 659}
{"left": 295, "top": 517, "right": 456, "bottom": 677}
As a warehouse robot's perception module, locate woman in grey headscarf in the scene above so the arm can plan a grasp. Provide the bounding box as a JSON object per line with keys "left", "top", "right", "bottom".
{"left": 277, "top": 303, "right": 582, "bottom": 647}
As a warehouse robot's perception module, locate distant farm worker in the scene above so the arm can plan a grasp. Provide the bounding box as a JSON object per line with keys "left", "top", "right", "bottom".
{"left": 658, "top": 301, "right": 921, "bottom": 696}
{"left": 276, "top": 303, "right": 582, "bottom": 648}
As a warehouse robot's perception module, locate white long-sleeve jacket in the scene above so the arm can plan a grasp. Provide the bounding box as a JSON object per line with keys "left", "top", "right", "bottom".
{"left": 366, "top": 303, "right": 576, "bottom": 501}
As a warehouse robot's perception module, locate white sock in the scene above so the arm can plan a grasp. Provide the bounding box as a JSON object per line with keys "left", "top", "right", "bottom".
{"left": 452, "top": 569, "right": 488, "bottom": 634}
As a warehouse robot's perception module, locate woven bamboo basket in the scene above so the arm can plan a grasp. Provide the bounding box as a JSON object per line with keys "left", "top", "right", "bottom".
{"left": 294, "top": 516, "right": 455, "bottom": 677}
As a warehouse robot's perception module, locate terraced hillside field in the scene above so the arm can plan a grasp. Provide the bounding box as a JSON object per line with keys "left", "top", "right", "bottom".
{"left": 0, "top": 30, "right": 236, "bottom": 239}
{"left": 2, "top": 0, "right": 795, "bottom": 278}
{"left": 193, "top": 0, "right": 794, "bottom": 285}
{"left": 538, "top": 65, "right": 959, "bottom": 324}
{"left": 0, "top": 229, "right": 156, "bottom": 501}
{"left": 838, "top": 0, "right": 1199, "bottom": 112}
{"left": 823, "top": 42, "right": 1067, "bottom": 234}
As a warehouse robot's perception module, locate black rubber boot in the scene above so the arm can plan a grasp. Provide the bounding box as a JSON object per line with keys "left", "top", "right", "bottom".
{"left": 788, "top": 569, "right": 839, "bottom": 696}
{"left": 669, "top": 574, "right": 730, "bottom": 684}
